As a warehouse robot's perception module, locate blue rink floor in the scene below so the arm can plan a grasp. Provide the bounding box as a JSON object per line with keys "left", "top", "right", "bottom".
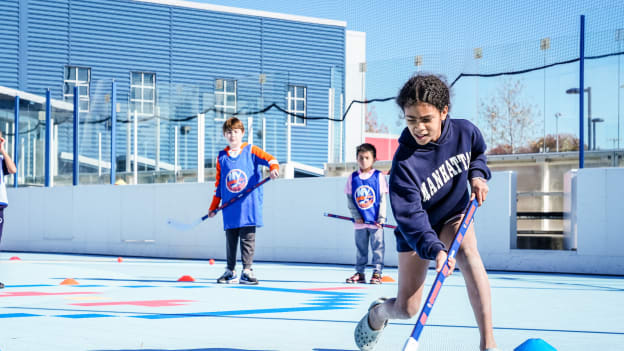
{"left": 0, "top": 252, "right": 623, "bottom": 351}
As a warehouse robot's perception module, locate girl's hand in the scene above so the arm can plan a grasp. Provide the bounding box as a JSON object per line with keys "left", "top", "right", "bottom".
{"left": 435, "top": 250, "right": 456, "bottom": 276}
{"left": 470, "top": 177, "right": 488, "bottom": 206}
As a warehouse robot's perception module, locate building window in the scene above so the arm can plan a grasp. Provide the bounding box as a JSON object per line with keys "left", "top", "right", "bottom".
{"left": 287, "top": 85, "right": 306, "bottom": 125}
{"left": 215, "top": 79, "right": 236, "bottom": 120}
{"left": 130, "top": 72, "right": 156, "bottom": 116}
{"left": 64, "top": 66, "right": 90, "bottom": 112}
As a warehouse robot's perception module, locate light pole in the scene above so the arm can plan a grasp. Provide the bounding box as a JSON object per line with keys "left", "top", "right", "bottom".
{"left": 566, "top": 87, "right": 591, "bottom": 150}
{"left": 591, "top": 117, "right": 604, "bottom": 150}
{"left": 554, "top": 112, "right": 562, "bottom": 152}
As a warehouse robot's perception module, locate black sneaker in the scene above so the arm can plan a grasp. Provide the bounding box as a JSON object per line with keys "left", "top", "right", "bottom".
{"left": 217, "top": 270, "right": 239, "bottom": 284}
{"left": 0, "top": 282, "right": 4, "bottom": 289}
{"left": 346, "top": 272, "right": 366, "bottom": 284}
{"left": 240, "top": 270, "right": 258, "bottom": 285}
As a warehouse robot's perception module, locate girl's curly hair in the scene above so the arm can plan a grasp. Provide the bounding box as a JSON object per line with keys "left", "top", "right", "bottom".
{"left": 396, "top": 74, "right": 450, "bottom": 113}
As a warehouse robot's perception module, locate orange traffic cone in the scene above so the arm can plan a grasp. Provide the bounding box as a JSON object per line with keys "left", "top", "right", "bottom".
{"left": 177, "top": 275, "right": 195, "bottom": 282}
{"left": 381, "top": 275, "right": 395, "bottom": 282}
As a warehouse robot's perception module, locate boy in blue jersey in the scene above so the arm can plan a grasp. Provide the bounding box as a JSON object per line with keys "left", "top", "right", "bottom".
{"left": 345, "top": 143, "right": 388, "bottom": 284}
{"left": 0, "top": 132, "right": 18, "bottom": 289}
{"left": 208, "top": 117, "right": 279, "bottom": 285}
{"left": 354, "top": 74, "right": 499, "bottom": 351}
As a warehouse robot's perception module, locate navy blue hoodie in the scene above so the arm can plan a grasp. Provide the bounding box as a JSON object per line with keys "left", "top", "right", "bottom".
{"left": 389, "top": 116, "right": 491, "bottom": 260}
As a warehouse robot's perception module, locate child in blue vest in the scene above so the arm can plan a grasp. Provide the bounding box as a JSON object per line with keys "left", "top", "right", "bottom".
{"left": 354, "top": 74, "right": 499, "bottom": 351}
{"left": 0, "top": 131, "right": 17, "bottom": 289}
{"left": 208, "top": 117, "right": 279, "bottom": 285}
{"left": 345, "top": 143, "right": 388, "bottom": 285}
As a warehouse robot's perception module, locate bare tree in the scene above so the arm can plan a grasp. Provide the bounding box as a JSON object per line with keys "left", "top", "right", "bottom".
{"left": 481, "top": 78, "right": 539, "bottom": 154}
{"left": 365, "top": 105, "right": 389, "bottom": 133}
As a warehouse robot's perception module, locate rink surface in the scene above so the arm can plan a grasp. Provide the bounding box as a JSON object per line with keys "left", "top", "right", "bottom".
{"left": 0, "top": 252, "right": 622, "bottom": 350}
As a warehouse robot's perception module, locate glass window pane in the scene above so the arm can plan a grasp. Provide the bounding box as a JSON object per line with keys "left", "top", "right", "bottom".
{"left": 79, "top": 86, "right": 88, "bottom": 96}
{"left": 226, "top": 95, "right": 236, "bottom": 106}
{"left": 65, "top": 67, "right": 75, "bottom": 80}
{"left": 297, "top": 86, "right": 305, "bottom": 97}
{"left": 131, "top": 87, "right": 139, "bottom": 100}
{"left": 144, "top": 102, "right": 153, "bottom": 114}
{"left": 64, "top": 83, "right": 74, "bottom": 94}
{"left": 297, "top": 116, "right": 304, "bottom": 124}
{"left": 215, "top": 79, "right": 223, "bottom": 91}
{"left": 145, "top": 73, "right": 154, "bottom": 85}
{"left": 143, "top": 88, "right": 154, "bottom": 100}
{"left": 80, "top": 100, "right": 89, "bottom": 111}
{"left": 296, "top": 100, "right": 304, "bottom": 111}
{"left": 130, "top": 101, "right": 137, "bottom": 113}
{"left": 78, "top": 68, "right": 89, "bottom": 81}
{"left": 288, "top": 86, "right": 294, "bottom": 96}
{"left": 226, "top": 80, "right": 236, "bottom": 93}
{"left": 131, "top": 72, "right": 141, "bottom": 84}
{"left": 215, "top": 94, "right": 224, "bottom": 106}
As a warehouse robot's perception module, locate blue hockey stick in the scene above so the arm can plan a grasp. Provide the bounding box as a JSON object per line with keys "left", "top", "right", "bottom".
{"left": 403, "top": 198, "right": 479, "bottom": 351}
{"left": 167, "top": 177, "right": 271, "bottom": 231}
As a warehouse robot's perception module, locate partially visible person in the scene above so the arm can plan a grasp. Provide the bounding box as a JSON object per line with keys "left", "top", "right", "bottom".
{"left": 344, "top": 143, "right": 388, "bottom": 285}
{"left": 0, "top": 131, "right": 18, "bottom": 289}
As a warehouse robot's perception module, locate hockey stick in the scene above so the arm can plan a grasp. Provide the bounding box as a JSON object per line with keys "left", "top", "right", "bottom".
{"left": 323, "top": 212, "right": 397, "bottom": 229}
{"left": 403, "top": 198, "right": 479, "bottom": 351}
{"left": 167, "top": 177, "right": 271, "bottom": 231}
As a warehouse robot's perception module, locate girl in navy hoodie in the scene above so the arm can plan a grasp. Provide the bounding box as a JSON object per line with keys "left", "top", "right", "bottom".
{"left": 354, "top": 74, "right": 498, "bottom": 351}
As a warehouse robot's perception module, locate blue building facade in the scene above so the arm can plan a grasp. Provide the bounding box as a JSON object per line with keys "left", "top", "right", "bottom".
{"left": 0, "top": 0, "right": 346, "bottom": 179}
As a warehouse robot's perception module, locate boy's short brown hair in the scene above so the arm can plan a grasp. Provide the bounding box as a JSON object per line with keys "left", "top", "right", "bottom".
{"left": 356, "top": 143, "right": 377, "bottom": 159}
{"left": 222, "top": 117, "right": 245, "bottom": 134}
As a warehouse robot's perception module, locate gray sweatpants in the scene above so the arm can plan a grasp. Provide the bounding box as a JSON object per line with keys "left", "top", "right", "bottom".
{"left": 225, "top": 226, "right": 256, "bottom": 271}
{"left": 354, "top": 227, "right": 385, "bottom": 274}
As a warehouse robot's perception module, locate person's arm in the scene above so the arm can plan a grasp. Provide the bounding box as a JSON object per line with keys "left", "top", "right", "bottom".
{"left": 377, "top": 173, "right": 389, "bottom": 225}
{"left": 0, "top": 135, "right": 16, "bottom": 175}
{"left": 346, "top": 194, "right": 363, "bottom": 221}
{"left": 208, "top": 157, "right": 221, "bottom": 217}
{"left": 389, "top": 163, "right": 445, "bottom": 260}
{"left": 377, "top": 192, "right": 386, "bottom": 225}
{"left": 468, "top": 126, "right": 491, "bottom": 205}
{"left": 250, "top": 145, "right": 279, "bottom": 179}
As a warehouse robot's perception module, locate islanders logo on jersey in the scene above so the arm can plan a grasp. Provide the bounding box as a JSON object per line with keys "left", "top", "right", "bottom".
{"left": 225, "top": 169, "right": 248, "bottom": 193}
{"left": 354, "top": 185, "right": 376, "bottom": 210}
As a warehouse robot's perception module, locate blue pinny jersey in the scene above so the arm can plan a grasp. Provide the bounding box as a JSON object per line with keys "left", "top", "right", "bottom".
{"left": 217, "top": 145, "right": 264, "bottom": 230}
{"left": 351, "top": 170, "right": 381, "bottom": 224}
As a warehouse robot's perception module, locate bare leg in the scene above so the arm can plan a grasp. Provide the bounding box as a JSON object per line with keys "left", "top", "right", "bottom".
{"left": 439, "top": 219, "right": 497, "bottom": 351}
{"left": 368, "top": 251, "right": 429, "bottom": 330}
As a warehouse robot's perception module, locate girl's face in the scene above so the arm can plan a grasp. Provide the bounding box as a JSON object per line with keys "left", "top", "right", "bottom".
{"left": 224, "top": 128, "right": 244, "bottom": 149}
{"left": 403, "top": 102, "right": 448, "bottom": 145}
{"left": 356, "top": 151, "right": 375, "bottom": 172}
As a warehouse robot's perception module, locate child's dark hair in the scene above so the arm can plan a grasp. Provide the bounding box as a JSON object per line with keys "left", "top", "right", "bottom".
{"left": 396, "top": 74, "right": 450, "bottom": 112}
{"left": 222, "top": 117, "right": 245, "bottom": 134}
{"left": 356, "top": 143, "right": 377, "bottom": 159}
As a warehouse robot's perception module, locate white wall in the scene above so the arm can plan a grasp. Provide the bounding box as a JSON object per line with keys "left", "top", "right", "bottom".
{"left": 3, "top": 170, "right": 622, "bottom": 275}
{"left": 1, "top": 172, "right": 513, "bottom": 269}
{"left": 344, "top": 30, "right": 366, "bottom": 163}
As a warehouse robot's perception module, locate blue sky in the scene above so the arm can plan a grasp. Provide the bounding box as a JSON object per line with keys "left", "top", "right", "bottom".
{"left": 196, "top": 0, "right": 624, "bottom": 149}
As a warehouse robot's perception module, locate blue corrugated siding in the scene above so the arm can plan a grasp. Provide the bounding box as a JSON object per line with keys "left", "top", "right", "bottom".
{"left": 262, "top": 18, "right": 345, "bottom": 167}
{"left": 1, "top": 0, "right": 345, "bottom": 171}
{"left": 0, "top": 0, "right": 19, "bottom": 88}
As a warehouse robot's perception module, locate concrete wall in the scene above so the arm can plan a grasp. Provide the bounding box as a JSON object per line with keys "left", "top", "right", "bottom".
{"left": 2, "top": 170, "right": 623, "bottom": 275}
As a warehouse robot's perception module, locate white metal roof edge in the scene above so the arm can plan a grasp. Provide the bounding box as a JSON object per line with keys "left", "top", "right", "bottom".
{"left": 0, "top": 86, "right": 74, "bottom": 111}
{"left": 132, "top": 0, "right": 347, "bottom": 27}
